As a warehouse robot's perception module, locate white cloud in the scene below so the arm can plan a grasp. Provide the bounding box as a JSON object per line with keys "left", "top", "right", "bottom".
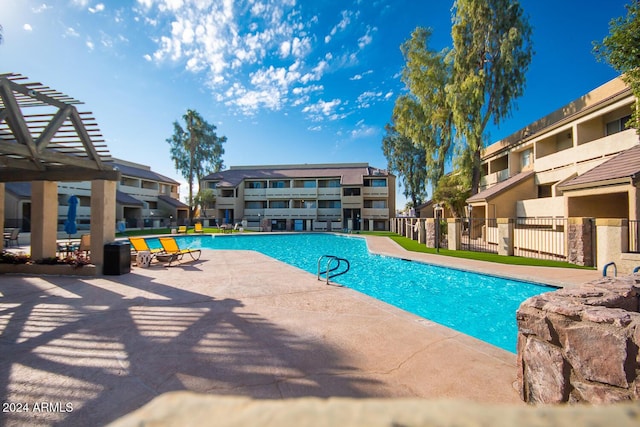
{"left": 350, "top": 70, "right": 373, "bottom": 81}
{"left": 86, "top": 39, "right": 95, "bottom": 51}
{"left": 302, "top": 99, "right": 345, "bottom": 122}
{"left": 32, "top": 4, "right": 52, "bottom": 13}
{"left": 356, "top": 90, "right": 383, "bottom": 108}
{"left": 137, "top": 1, "right": 361, "bottom": 116}
{"left": 23, "top": 24, "right": 33, "bottom": 32}
{"left": 326, "top": 10, "right": 353, "bottom": 43}
{"left": 89, "top": 3, "right": 105, "bottom": 13}
{"left": 351, "top": 124, "right": 377, "bottom": 139}
{"left": 65, "top": 26, "right": 80, "bottom": 37}
{"left": 358, "top": 26, "right": 376, "bottom": 49}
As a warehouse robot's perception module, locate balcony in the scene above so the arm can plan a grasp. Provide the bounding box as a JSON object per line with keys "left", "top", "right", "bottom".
{"left": 216, "top": 196, "right": 237, "bottom": 208}
{"left": 265, "top": 188, "right": 318, "bottom": 199}
{"left": 480, "top": 168, "right": 510, "bottom": 188}
{"left": 363, "top": 187, "right": 388, "bottom": 198}
{"left": 318, "top": 188, "right": 341, "bottom": 198}
{"left": 263, "top": 208, "right": 317, "bottom": 219}
{"left": 317, "top": 208, "right": 341, "bottom": 219}
{"left": 362, "top": 208, "right": 389, "bottom": 219}
{"left": 535, "top": 129, "right": 638, "bottom": 172}
{"left": 244, "top": 188, "right": 267, "bottom": 200}
{"left": 341, "top": 195, "right": 363, "bottom": 207}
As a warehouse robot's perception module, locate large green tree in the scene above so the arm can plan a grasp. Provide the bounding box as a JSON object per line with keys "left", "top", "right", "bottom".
{"left": 382, "top": 124, "right": 428, "bottom": 208}
{"left": 167, "top": 109, "right": 227, "bottom": 220}
{"left": 448, "top": 0, "right": 533, "bottom": 195}
{"left": 594, "top": 0, "right": 640, "bottom": 132}
{"left": 395, "top": 27, "right": 454, "bottom": 192}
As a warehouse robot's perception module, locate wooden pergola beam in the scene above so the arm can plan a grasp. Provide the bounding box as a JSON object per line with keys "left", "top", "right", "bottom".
{"left": 0, "top": 167, "right": 120, "bottom": 182}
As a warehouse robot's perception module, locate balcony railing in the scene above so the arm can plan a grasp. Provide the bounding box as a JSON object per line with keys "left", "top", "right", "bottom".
{"left": 535, "top": 130, "right": 638, "bottom": 172}
{"left": 480, "top": 168, "right": 510, "bottom": 188}
{"left": 362, "top": 208, "right": 389, "bottom": 219}
{"left": 264, "top": 208, "right": 317, "bottom": 218}
{"left": 362, "top": 187, "right": 388, "bottom": 197}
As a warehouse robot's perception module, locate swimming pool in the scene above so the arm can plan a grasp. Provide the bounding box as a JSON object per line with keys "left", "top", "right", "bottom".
{"left": 146, "top": 233, "right": 554, "bottom": 352}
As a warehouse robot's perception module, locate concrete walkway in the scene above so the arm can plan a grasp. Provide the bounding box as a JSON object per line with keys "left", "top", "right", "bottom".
{"left": 0, "top": 235, "right": 602, "bottom": 426}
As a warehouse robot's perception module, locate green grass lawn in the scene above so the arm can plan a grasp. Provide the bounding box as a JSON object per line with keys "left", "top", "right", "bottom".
{"left": 116, "top": 227, "right": 251, "bottom": 238}
{"left": 359, "top": 231, "right": 595, "bottom": 270}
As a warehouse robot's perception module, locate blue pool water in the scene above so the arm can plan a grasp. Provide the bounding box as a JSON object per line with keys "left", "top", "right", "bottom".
{"left": 146, "top": 233, "right": 554, "bottom": 352}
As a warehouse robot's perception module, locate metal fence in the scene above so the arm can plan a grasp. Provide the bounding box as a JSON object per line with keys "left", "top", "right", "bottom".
{"left": 513, "top": 217, "right": 568, "bottom": 261}
{"left": 460, "top": 217, "right": 569, "bottom": 261}
{"left": 461, "top": 217, "right": 498, "bottom": 254}
{"left": 630, "top": 220, "right": 640, "bottom": 253}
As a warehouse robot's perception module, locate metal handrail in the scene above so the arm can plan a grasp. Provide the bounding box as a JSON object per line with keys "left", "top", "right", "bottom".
{"left": 603, "top": 262, "right": 617, "bottom": 277}
{"left": 317, "top": 255, "right": 350, "bottom": 284}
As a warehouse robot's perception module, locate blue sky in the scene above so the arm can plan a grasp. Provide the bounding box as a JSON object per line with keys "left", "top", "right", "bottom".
{"left": 1, "top": 0, "right": 631, "bottom": 208}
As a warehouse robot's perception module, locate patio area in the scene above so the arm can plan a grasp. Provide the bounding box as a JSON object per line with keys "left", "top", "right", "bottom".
{"left": 0, "top": 235, "right": 602, "bottom": 426}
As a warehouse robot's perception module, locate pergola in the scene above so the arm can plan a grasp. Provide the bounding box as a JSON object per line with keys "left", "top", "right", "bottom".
{"left": 0, "top": 73, "right": 120, "bottom": 273}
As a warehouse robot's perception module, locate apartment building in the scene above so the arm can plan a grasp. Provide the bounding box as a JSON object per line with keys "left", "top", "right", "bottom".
{"left": 467, "top": 76, "right": 640, "bottom": 221}
{"left": 3, "top": 158, "right": 188, "bottom": 232}
{"left": 201, "top": 163, "right": 396, "bottom": 231}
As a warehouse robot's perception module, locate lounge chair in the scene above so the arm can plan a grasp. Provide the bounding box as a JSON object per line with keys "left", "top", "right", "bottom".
{"left": 158, "top": 237, "right": 201, "bottom": 266}
{"left": 129, "top": 237, "right": 165, "bottom": 266}
{"left": 177, "top": 225, "right": 187, "bottom": 234}
{"left": 194, "top": 223, "right": 203, "bottom": 233}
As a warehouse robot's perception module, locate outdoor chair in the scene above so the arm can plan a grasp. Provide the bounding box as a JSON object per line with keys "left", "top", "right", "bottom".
{"left": 78, "top": 234, "right": 91, "bottom": 258}
{"left": 194, "top": 223, "right": 203, "bottom": 233}
{"left": 177, "top": 225, "right": 187, "bottom": 234}
{"left": 129, "top": 237, "right": 165, "bottom": 267}
{"left": 158, "top": 237, "right": 201, "bottom": 266}
{"left": 4, "top": 228, "right": 19, "bottom": 247}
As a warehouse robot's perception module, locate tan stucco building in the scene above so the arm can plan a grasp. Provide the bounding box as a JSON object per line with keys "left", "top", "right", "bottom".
{"left": 468, "top": 76, "right": 639, "bottom": 221}
{"left": 201, "top": 163, "right": 396, "bottom": 231}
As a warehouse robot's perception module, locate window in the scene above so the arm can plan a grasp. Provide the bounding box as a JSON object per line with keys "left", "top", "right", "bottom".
{"left": 293, "top": 200, "right": 316, "bottom": 208}
{"left": 606, "top": 115, "right": 632, "bottom": 135}
{"left": 246, "top": 181, "right": 265, "bottom": 189}
{"left": 245, "top": 201, "right": 265, "bottom": 209}
{"left": 366, "top": 179, "right": 387, "bottom": 187}
{"left": 343, "top": 187, "right": 361, "bottom": 196}
{"left": 269, "top": 201, "right": 287, "bottom": 209}
{"left": 521, "top": 149, "right": 532, "bottom": 168}
{"left": 364, "top": 200, "right": 387, "bottom": 208}
{"left": 269, "top": 180, "right": 289, "bottom": 188}
{"left": 147, "top": 201, "right": 158, "bottom": 209}
{"left": 319, "top": 179, "right": 341, "bottom": 188}
{"left": 319, "top": 200, "right": 341, "bottom": 208}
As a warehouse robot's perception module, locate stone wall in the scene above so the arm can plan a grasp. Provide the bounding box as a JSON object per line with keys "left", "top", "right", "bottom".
{"left": 567, "top": 217, "right": 594, "bottom": 267}
{"left": 517, "top": 275, "right": 640, "bottom": 403}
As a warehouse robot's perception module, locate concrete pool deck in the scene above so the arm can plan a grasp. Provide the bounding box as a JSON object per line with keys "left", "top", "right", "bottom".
{"left": 0, "top": 234, "right": 602, "bottom": 426}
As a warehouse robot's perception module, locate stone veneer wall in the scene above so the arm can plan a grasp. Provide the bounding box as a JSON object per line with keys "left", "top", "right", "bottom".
{"left": 567, "top": 218, "right": 595, "bottom": 267}
{"left": 517, "top": 275, "right": 640, "bottom": 403}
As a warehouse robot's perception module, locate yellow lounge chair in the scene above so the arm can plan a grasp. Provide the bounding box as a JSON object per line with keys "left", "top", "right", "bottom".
{"left": 177, "top": 225, "right": 187, "bottom": 234}
{"left": 194, "top": 223, "right": 203, "bottom": 233}
{"left": 129, "top": 237, "right": 164, "bottom": 255}
{"left": 129, "top": 237, "right": 164, "bottom": 267}
{"left": 158, "top": 237, "right": 201, "bottom": 266}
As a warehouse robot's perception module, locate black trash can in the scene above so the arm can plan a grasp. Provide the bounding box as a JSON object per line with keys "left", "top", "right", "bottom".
{"left": 103, "top": 241, "right": 131, "bottom": 275}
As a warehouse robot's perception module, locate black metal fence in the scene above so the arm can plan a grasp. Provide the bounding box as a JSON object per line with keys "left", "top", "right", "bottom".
{"left": 461, "top": 217, "right": 498, "bottom": 254}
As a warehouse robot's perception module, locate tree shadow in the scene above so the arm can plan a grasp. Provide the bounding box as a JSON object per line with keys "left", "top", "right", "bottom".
{"left": 0, "top": 270, "right": 383, "bottom": 426}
